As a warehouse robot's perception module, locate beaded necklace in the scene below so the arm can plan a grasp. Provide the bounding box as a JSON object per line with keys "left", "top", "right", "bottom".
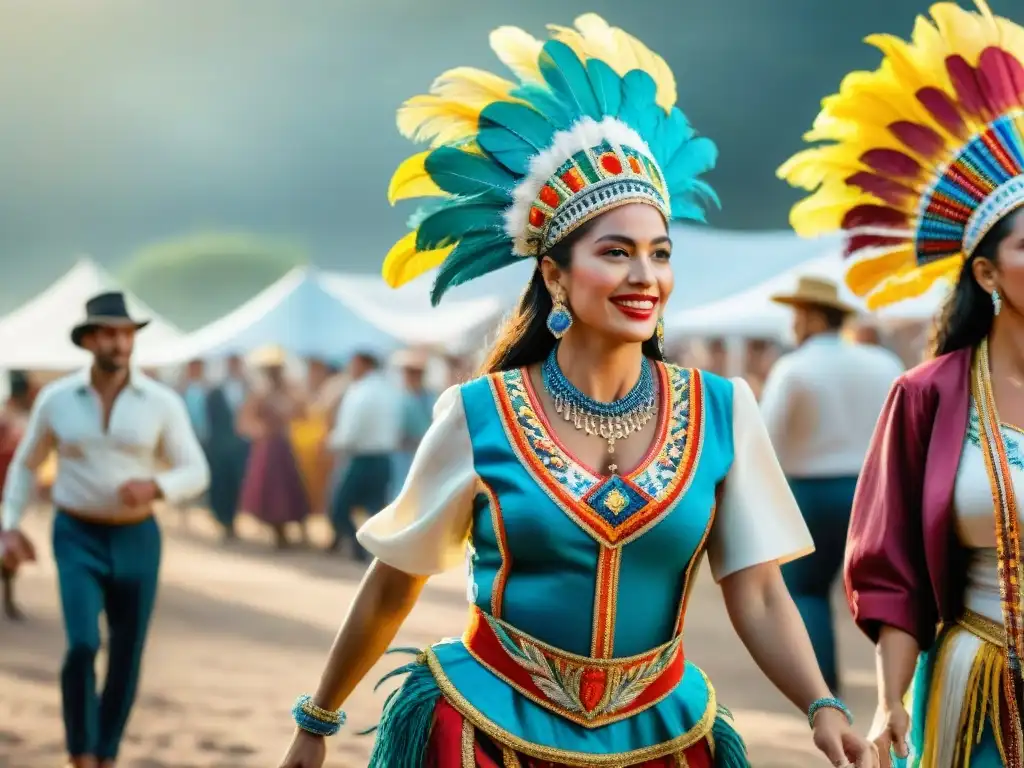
{"left": 540, "top": 346, "right": 656, "bottom": 474}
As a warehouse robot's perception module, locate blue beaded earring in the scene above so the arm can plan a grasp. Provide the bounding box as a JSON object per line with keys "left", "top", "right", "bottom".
{"left": 547, "top": 289, "right": 573, "bottom": 339}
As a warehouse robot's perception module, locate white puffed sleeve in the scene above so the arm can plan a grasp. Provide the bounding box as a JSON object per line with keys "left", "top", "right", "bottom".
{"left": 356, "top": 385, "right": 477, "bottom": 576}
{"left": 707, "top": 377, "right": 814, "bottom": 582}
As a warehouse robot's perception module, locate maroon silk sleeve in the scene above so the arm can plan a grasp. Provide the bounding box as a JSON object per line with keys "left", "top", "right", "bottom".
{"left": 845, "top": 378, "right": 936, "bottom": 648}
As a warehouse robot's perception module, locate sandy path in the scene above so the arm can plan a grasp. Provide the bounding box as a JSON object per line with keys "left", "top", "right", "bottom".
{"left": 0, "top": 507, "right": 878, "bottom": 767}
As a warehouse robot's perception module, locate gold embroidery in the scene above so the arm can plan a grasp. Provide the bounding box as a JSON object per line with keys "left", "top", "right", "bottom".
{"left": 483, "top": 481, "right": 511, "bottom": 619}
{"left": 427, "top": 647, "right": 716, "bottom": 766}
{"left": 591, "top": 545, "right": 622, "bottom": 658}
{"left": 461, "top": 717, "right": 475, "bottom": 768}
{"left": 604, "top": 488, "right": 629, "bottom": 516}
{"left": 503, "top": 747, "right": 522, "bottom": 767}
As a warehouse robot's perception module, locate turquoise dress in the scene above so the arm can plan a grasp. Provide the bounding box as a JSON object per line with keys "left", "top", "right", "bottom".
{"left": 357, "top": 362, "right": 814, "bottom": 766}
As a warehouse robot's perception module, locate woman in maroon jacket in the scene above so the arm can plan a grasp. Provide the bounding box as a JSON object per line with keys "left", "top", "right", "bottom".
{"left": 778, "top": 2, "right": 1024, "bottom": 765}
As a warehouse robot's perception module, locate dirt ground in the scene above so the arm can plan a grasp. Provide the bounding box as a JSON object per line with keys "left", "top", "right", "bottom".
{"left": 0, "top": 507, "right": 879, "bottom": 768}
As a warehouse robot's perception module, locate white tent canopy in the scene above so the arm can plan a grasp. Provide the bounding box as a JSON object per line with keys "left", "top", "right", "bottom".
{"left": 146, "top": 267, "right": 504, "bottom": 366}
{"left": 318, "top": 272, "right": 503, "bottom": 351}
{"left": 0, "top": 258, "right": 184, "bottom": 370}
{"left": 665, "top": 242, "right": 950, "bottom": 340}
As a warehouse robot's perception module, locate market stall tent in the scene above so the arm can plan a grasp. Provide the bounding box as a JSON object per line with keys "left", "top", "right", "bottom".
{"left": 0, "top": 258, "right": 184, "bottom": 370}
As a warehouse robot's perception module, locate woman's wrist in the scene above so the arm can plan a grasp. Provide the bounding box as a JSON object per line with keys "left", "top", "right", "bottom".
{"left": 807, "top": 695, "right": 853, "bottom": 729}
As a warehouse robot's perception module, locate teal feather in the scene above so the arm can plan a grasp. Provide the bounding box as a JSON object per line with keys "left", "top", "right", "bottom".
{"left": 431, "top": 232, "right": 517, "bottom": 305}
{"left": 424, "top": 147, "right": 516, "bottom": 200}
{"left": 665, "top": 136, "right": 718, "bottom": 198}
{"left": 617, "top": 70, "right": 661, "bottom": 143}
{"left": 538, "top": 40, "right": 602, "bottom": 122}
{"left": 478, "top": 101, "right": 557, "bottom": 174}
{"left": 510, "top": 84, "right": 576, "bottom": 131}
{"left": 361, "top": 651, "right": 441, "bottom": 768}
{"left": 406, "top": 198, "right": 449, "bottom": 230}
{"left": 710, "top": 705, "right": 752, "bottom": 767}
{"left": 414, "top": 199, "right": 506, "bottom": 251}
{"left": 586, "top": 58, "right": 623, "bottom": 117}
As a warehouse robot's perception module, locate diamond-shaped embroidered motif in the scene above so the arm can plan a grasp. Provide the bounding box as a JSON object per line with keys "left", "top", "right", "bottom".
{"left": 583, "top": 475, "right": 654, "bottom": 527}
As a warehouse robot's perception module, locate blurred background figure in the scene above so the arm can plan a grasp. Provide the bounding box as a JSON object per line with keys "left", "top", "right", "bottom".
{"left": 205, "top": 354, "right": 250, "bottom": 540}
{"left": 758, "top": 276, "right": 904, "bottom": 693}
{"left": 237, "top": 345, "right": 310, "bottom": 548}
{"left": 0, "top": 371, "right": 33, "bottom": 620}
{"left": 326, "top": 351, "right": 400, "bottom": 560}
{"left": 290, "top": 356, "right": 335, "bottom": 517}
{"left": 391, "top": 349, "right": 437, "bottom": 496}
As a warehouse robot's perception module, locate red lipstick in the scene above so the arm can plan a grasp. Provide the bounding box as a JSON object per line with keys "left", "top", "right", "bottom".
{"left": 609, "top": 294, "right": 659, "bottom": 320}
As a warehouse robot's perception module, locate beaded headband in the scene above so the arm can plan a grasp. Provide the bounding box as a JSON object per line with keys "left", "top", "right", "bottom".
{"left": 779, "top": 0, "right": 1024, "bottom": 310}
{"left": 381, "top": 14, "right": 717, "bottom": 305}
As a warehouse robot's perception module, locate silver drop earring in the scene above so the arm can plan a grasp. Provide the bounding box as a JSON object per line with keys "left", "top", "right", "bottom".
{"left": 993, "top": 288, "right": 1003, "bottom": 316}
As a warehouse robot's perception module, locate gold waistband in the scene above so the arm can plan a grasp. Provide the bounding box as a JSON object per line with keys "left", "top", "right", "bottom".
{"left": 957, "top": 609, "right": 1007, "bottom": 648}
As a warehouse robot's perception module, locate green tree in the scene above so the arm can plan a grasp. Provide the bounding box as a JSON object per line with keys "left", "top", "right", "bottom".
{"left": 119, "top": 232, "right": 308, "bottom": 330}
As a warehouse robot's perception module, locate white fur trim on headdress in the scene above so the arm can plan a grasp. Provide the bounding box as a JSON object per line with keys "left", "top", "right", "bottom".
{"left": 503, "top": 117, "right": 657, "bottom": 257}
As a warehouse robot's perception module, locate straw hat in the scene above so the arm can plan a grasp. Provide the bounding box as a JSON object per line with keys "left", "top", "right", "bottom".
{"left": 770, "top": 276, "right": 856, "bottom": 314}
{"left": 247, "top": 344, "right": 288, "bottom": 368}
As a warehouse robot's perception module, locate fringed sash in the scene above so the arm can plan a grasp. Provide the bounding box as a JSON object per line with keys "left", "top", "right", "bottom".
{"left": 969, "top": 339, "right": 1024, "bottom": 766}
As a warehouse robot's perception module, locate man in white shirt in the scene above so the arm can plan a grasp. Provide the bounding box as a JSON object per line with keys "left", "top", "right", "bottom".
{"left": 327, "top": 352, "right": 402, "bottom": 560}
{"left": 760, "top": 276, "right": 903, "bottom": 694}
{"left": 0, "top": 292, "right": 209, "bottom": 768}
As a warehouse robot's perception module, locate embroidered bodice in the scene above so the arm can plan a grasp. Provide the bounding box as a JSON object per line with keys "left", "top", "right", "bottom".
{"left": 956, "top": 400, "right": 1024, "bottom": 624}
{"left": 355, "top": 362, "right": 812, "bottom": 761}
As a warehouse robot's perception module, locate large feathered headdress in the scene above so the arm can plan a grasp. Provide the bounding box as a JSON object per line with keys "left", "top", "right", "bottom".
{"left": 382, "top": 15, "right": 719, "bottom": 304}
{"left": 778, "top": 0, "right": 1024, "bottom": 310}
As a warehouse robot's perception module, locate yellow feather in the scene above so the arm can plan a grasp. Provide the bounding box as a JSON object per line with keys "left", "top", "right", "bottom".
{"left": 845, "top": 245, "right": 916, "bottom": 297}
{"left": 863, "top": 253, "right": 961, "bottom": 309}
{"left": 430, "top": 67, "right": 520, "bottom": 106}
{"left": 549, "top": 14, "right": 677, "bottom": 112}
{"left": 489, "top": 26, "right": 544, "bottom": 84}
{"left": 381, "top": 231, "right": 455, "bottom": 288}
{"left": 387, "top": 152, "right": 444, "bottom": 206}
{"left": 776, "top": 146, "right": 863, "bottom": 190}
{"left": 396, "top": 95, "right": 481, "bottom": 147}
{"left": 929, "top": 2, "right": 993, "bottom": 66}
{"left": 788, "top": 183, "right": 880, "bottom": 236}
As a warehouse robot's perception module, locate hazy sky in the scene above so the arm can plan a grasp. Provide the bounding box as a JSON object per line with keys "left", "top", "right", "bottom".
{"left": 0, "top": 0, "right": 1016, "bottom": 308}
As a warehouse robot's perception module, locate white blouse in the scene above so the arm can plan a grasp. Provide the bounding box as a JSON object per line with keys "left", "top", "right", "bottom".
{"left": 357, "top": 375, "right": 812, "bottom": 579}
{"left": 954, "top": 404, "right": 1024, "bottom": 623}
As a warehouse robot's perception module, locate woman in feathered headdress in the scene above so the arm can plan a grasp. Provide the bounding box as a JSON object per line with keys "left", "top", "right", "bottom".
{"left": 779, "top": 2, "right": 1024, "bottom": 766}
{"left": 277, "top": 15, "right": 874, "bottom": 768}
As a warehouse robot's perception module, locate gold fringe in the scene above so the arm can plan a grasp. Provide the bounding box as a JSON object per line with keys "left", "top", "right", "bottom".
{"left": 920, "top": 622, "right": 1009, "bottom": 768}
{"left": 502, "top": 747, "right": 522, "bottom": 767}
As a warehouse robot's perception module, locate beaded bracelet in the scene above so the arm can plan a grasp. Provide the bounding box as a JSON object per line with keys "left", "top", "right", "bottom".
{"left": 807, "top": 696, "right": 853, "bottom": 729}
{"left": 292, "top": 694, "right": 347, "bottom": 737}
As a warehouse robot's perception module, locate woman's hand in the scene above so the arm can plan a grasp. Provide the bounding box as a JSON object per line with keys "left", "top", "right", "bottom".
{"left": 867, "top": 702, "right": 910, "bottom": 768}
{"left": 812, "top": 708, "right": 879, "bottom": 767}
{"left": 277, "top": 730, "right": 326, "bottom": 768}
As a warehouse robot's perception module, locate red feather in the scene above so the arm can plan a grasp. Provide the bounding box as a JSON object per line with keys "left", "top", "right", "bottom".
{"left": 946, "top": 55, "right": 992, "bottom": 119}
{"left": 917, "top": 87, "right": 969, "bottom": 139}
{"left": 844, "top": 233, "right": 906, "bottom": 257}
{"left": 977, "top": 47, "right": 1024, "bottom": 113}
{"left": 841, "top": 204, "right": 909, "bottom": 230}
{"left": 889, "top": 121, "right": 945, "bottom": 158}
{"left": 860, "top": 148, "right": 922, "bottom": 178}
{"left": 845, "top": 171, "right": 917, "bottom": 205}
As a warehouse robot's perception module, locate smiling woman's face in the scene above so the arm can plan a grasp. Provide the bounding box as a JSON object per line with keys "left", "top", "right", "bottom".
{"left": 542, "top": 203, "right": 672, "bottom": 346}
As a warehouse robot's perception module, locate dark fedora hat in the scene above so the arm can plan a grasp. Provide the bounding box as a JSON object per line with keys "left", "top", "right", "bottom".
{"left": 70, "top": 291, "right": 150, "bottom": 348}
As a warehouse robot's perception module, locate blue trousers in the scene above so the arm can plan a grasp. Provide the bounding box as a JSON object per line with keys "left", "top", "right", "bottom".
{"left": 780, "top": 475, "right": 858, "bottom": 694}
{"left": 52, "top": 511, "right": 161, "bottom": 760}
{"left": 330, "top": 454, "right": 392, "bottom": 557}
